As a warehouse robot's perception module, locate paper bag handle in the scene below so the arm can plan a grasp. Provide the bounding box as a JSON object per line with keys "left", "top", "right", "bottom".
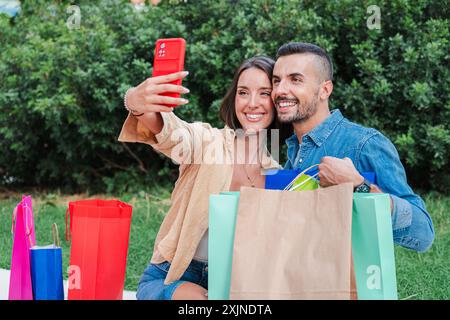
{"left": 52, "top": 223, "right": 61, "bottom": 247}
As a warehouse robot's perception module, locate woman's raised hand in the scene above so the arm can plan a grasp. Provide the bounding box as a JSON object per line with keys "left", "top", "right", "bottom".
{"left": 127, "top": 71, "right": 190, "bottom": 114}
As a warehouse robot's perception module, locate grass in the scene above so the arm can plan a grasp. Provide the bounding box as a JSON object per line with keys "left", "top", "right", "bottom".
{"left": 393, "top": 192, "right": 450, "bottom": 300}
{"left": 0, "top": 190, "right": 449, "bottom": 299}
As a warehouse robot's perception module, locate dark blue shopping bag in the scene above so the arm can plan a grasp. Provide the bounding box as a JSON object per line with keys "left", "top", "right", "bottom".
{"left": 265, "top": 168, "right": 376, "bottom": 190}
{"left": 30, "top": 223, "right": 64, "bottom": 300}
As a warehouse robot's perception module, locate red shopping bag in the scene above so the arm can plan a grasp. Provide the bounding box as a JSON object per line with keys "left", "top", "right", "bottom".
{"left": 9, "top": 195, "right": 36, "bottom": 300}
{"left": 66, "top": 199, "right": 133, "bottom": 300}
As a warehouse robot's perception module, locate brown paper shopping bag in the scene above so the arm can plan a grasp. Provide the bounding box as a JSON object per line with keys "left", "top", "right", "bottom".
{"left": 230, "top": 183, "right": 354, "bottom": 300}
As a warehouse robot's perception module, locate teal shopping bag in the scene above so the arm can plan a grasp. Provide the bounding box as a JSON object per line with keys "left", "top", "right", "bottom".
{"left": 208, "top": 192, "right": 240, "bottom": 300}
{"left": 352, "top": 193, "right": 398, "bottom": 300}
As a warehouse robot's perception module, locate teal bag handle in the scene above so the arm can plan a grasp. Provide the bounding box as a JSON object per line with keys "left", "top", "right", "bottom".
{"left": 352, "top": 193, "right": 398, "bottom": 300}
{"left": 208, "top": 192, "right": 240, "bottom": 300}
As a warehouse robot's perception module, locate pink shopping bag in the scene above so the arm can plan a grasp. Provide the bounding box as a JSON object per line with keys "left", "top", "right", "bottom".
{"left": 9, "top": 195, "right": 36, "bottom": 300}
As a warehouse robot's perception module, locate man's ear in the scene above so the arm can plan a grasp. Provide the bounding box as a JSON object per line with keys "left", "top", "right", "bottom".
{"left": 319, "top": 80, "right": 333, "bottom": 101}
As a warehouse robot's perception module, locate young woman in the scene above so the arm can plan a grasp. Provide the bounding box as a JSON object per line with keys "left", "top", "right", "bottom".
{"left": 118, "top": 56, "right": 287, "bottom": 300}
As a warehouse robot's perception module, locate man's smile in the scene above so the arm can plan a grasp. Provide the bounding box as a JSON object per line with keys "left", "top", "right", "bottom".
{"left": 275, "top": 98, "right": 298, "bottom": 112}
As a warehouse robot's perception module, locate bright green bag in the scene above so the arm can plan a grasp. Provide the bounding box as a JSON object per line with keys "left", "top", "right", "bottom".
{"left": 208, "top": 192, "right": 240, "bottom": 300}
{"left": 352, "top": 193, "right": 398, "bottom": 300}
{"left": 284, "top": 164, "right": 320, "bottom": 191}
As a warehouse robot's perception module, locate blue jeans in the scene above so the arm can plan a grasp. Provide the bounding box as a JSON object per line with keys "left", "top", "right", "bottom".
{"left": 136, "top": 259, "right": 208, "bottom": 300}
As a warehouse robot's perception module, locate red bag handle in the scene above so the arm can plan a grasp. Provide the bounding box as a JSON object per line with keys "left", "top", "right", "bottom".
{"left": 64, "top": 201, "right": 129, "bottom": 242}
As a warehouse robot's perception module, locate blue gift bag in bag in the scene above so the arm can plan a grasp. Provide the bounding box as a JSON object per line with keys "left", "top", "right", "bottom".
{"left": 208, "top": 192, "right": 240, "bottom": 300}
{"left": 266, "top": 168, "right": 376, "bottom": 190}
{"left": 265, "top": 169, "right": 301, "bottom": 190}
{"left": 30, "top": 223, "right": 64, "bottom": 300}
{"left": 352, "top": 193, "right": 398, "bottom": 300}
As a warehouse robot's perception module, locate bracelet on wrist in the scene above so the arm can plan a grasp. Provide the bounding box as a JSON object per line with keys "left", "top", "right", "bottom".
{"left": 124, "top": 87, "right": 145, "bottom": 117}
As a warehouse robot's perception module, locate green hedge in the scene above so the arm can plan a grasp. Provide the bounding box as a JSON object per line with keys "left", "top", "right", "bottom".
{"left": 0, "top": 0, "right": 448, "bottom": 193}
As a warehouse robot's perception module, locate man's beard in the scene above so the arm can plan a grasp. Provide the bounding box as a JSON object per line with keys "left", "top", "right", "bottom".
{"left": 276, "top": 92, "right": 319, "bottom": 124}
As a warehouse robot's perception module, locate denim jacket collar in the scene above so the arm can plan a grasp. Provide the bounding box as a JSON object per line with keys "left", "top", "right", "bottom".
{"left": 286, "top": 109, "right": 345, "bottom": 147}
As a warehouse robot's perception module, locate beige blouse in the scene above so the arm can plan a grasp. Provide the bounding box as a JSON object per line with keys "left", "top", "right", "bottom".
{"left": 118, "top": 111, "right": 280, "bottom": 285}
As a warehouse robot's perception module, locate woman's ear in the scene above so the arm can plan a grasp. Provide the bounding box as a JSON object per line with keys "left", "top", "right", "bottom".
{"left": 319, "top": 80, "right": 333, "bottom": 101}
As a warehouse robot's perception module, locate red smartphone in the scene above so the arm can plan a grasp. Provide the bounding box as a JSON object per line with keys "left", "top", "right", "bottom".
{"left": 152, "top": 38, "right": 186, "bottom": 107}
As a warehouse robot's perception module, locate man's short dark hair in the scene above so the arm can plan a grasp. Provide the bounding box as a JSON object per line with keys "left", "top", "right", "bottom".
{"left": 276, "top": 42, "right": 333, "bottom": 82}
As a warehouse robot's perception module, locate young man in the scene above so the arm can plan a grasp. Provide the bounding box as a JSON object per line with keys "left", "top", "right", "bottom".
{"left": 272, "top": 42, "right": 434, "bottom": 252}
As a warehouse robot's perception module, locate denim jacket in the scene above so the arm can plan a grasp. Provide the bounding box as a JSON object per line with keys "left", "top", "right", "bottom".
{"left": 284, "top": 109, "right": 435, "bottom": 252}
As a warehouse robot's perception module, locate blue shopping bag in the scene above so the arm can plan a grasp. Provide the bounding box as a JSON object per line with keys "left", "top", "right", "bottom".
{"left": 30, "top": 223, "right": 64, "bottom": 300}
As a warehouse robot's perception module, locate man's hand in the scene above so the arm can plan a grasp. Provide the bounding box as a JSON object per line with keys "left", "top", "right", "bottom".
{"left": 318, "top": 156, "right": 364, "bottom": 188}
